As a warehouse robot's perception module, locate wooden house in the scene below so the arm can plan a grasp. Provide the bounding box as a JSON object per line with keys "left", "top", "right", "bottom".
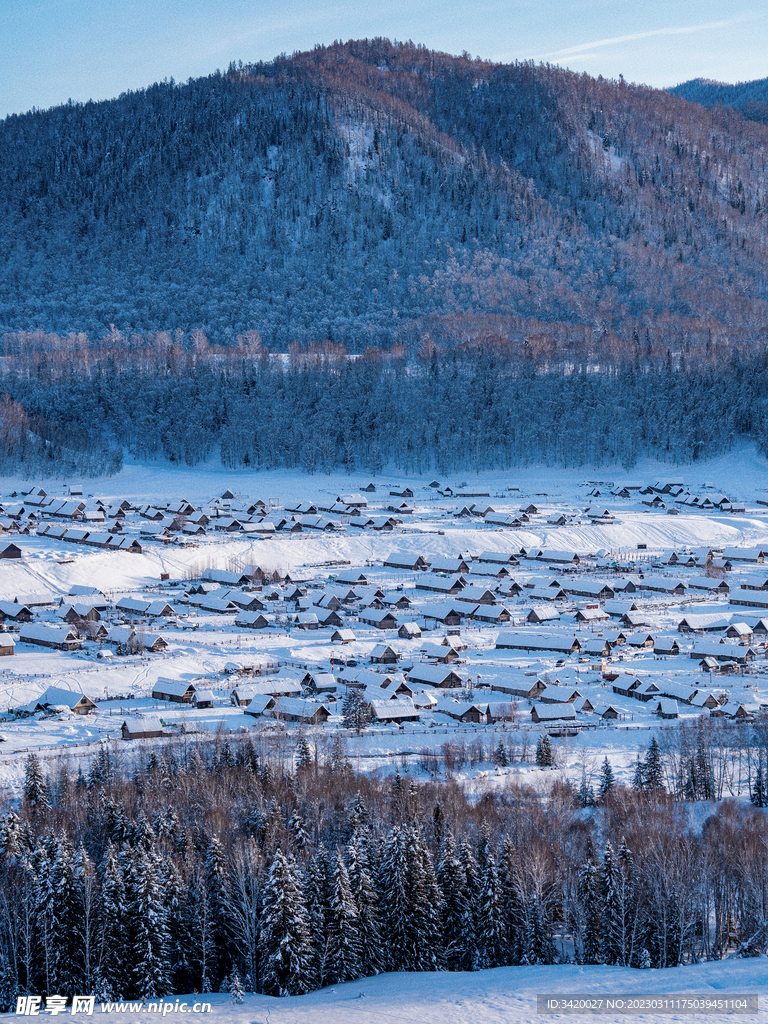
{"left": 270, "top": 698, "right": 331, "bottom": 725}
{"left": 29, "top": 686, "right": 96, "bottom": 715}
{"left": 369, "top": 698, "right": 420, "bottom": 724}
{"left": 19, "top": 624, "right": 81, "bottom": 651}
{"left": 422, "top": 603, "right": 463, "bottom": 627}
{"left": 121, "top": 717, "right": 165, "bottom": 740}
{"left": 398, "top": 622, "right": 422, "bottom": 639}
{"left": 531, "top": 702, "right": 576, "bottom": 723}
{"left": 0, "top": 602, "right": 32, "bottom": 623}
{"left": 370, "top": 644, "right": 399, "bottom": 664}
{"left": 383, "top": 552, "right": 429, "bottom": 571}
{"left": 151, "top": 679, "right": 196, "bottom": 703}
{"left": 406, "top": 665, "right": 464, "bottom": 688}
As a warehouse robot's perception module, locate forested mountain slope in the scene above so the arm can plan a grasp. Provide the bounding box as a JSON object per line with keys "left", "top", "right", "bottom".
{"left": 2, "top": 38, "right": 768, "bottom": 354}
{"left": 671, "top": 76, "right": 768, "bottom": 126}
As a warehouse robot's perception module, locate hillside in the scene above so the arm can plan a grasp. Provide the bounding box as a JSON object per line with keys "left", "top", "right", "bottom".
{"left": 2, "top": 38, "right": 768, "bottom": 353}
{"left": 671, "top": 76, "right": 768, "bottom": 125}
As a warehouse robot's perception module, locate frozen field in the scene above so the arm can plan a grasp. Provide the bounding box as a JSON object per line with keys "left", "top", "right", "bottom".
{"left": 45, "top": 959, "right": 768, "bottom": 1023}
{"left": 0, "top": 444, "right": 767, "bottom": 795}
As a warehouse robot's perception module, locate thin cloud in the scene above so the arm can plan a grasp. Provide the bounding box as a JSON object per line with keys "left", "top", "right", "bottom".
{"left": 537, "top": 15, "right": 757, "bottom": 62}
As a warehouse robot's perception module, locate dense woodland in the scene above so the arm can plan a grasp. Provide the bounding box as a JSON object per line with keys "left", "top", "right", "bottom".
{"left": 3, "top": 40, "right": 768, "bottom": 474}
{"left": 0, "top": 336, "right": 767, "bottom": 474}
{"left": 0, "top": 721, "right": 768, "bottom": 1004}
{"left": 671, "top": 77, "right": 768, "bottom": 126}
{"left": 2, "top": 39, "right": 768, "bottom": 348}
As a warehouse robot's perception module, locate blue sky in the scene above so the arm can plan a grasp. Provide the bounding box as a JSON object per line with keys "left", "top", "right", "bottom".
{"left": 2, "top": 0, "right": 767, "bottom": 118}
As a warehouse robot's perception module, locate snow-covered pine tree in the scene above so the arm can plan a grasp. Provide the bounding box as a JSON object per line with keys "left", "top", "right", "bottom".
{"left": 536, "top": 734, "right": 554, "bottom": 767}
{"left": 599, "top": 842, "right": 623, "bottom": 965}
{"left": 94, "top": 843, "right": 128, "bottom": 999}
{"left": 474, "top": 855, "right": 509, "bottom": 969}
{"left": 751, "top": 765, "right": 767, "bottom": 807}
{"left": 499, "top": 834, "right": 525, "bottom": 964}
{"left": 436, "top": 830, "right": 472, "bottom": 970}
{"left": 632, "top": 754, "right": 646, "bottom": 790}
{"left": 129, "top": 848, "right": 172, "bottom": 999}
{"left": 520, "top": 897, "right": 557, "bottom": 965}
{"left": 163, "top": 857, "right": 194, "bottom": 995}
{"left": 342, "top": 688, "right": 370, "bottom": 733}
{"left": 598, "top": 757, "right": 615, "bottom": 800}
{"left": 492, "top": 738, "right": 508, "bottom": 767}
{"left": 617, "top": 841, "right": 638, "bottom": 967}
{"left": 643, "top": 737, "right": 665, "bottom": 792}
{"left": 378, "top": 825, "right": 411, "bottom": 970}
{"left": 348, "top": 837, "right": 384, "bottom": 977}
{"left": 343, "top": 792, "right": 370, "bottom": 844}
{"left": 227, "top": 969, "right": 245, "bottom": 1004}
{"left": 295, "top": 736, "right": 313, "bottom": 773}
{"left": 407, "top": 824, "right": 444, "bottom": 971}
{"left": 457, "top": 836, "right": 480, "bottom": 968}
{"left": 329, "top": 734, "right": 350, "bottom": 776}
{"left": 303, "top": 851, "right": 328, "bottom": 988}
{"left": 0, "top": 810, "right": 24, "bottom": 864}
{"left": 323, "top": 851, "right": 361, "bottom": 984}
{"left": 576, "top": 857, "right": 601, "bottom": 964}
{"left": 204, "top": 836, "right": 231, "bottom": 988}
{"left": 287, "top": 810, "right": 310, "bottom": 849}
{"left": 578, "top": 769, "right": 595, "bottom": 808}
{"left": 189, "top": 866, "right": 215, "bottom": 992}
{"left": 23, "top": 754, "right": 49, "bottom": 809}
{"left": 258, "top": 850, "right": 315, "bottom": 997}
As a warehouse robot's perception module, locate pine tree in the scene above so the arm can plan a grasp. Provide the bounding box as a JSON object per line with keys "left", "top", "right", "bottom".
{"left": 643, "top": 737, "right": 665, "bottom": 792}
{"left": 227, "top": 969, "right": 245, "bottom": 1004}
{"left": 94, "top": 843, "right": 127, "bottom": 999}
{"left": 163, "top": 857, "right": 194, "bottom": 996}
{"left": 287, "top": 810, "right": 310, "bottom": 849}
{"left": 129, "top": 848, "right": 171, "bottom": 999}
{"left": 23, "top": 754, "right": 49, "bottom": 809}
{"left": 378, "top": 825, "right": 410, "bottom": 970}
{"left": 598, "top": 757, "right": 615, "bottom": 800}
{"left": 329, "top": 734, "right": 350, "bottom": 776}
{"left": 348, "top": 838, "right": 384, "bottom": 977}
{"left": 632, "top": 754, "right": 646, "bottom": 791}
{"left": 324, "top": 851, "right": 361, "bottom": 984}
{"left": 204, "top": 836, "right": 231, "bottom": 988}
{"left": 406, "top": 825, "right": 444, "bottom": 971}
{"left": 474, "top": 855, "right": 509, "bottom": 969}
{"left": 189, "top": 867, "right": 215, "bottom": 992}
{"left": 576, "top": 858, "right": 601, "bottom": 964}
{"left": 520, "top": 898, "right": 557, "bottom": 965}
{"left": 535, "top": 734, "right": 554, "bottom": 767}
{"left": 342, "top": 688, "right": 370, "bottom": 733}
{"left": 492, "top": 738, "right": 508, "bottom": 767}
{"left": 295, "top": 736, "right": 313, "bottom": 773}
{"left": 599, "top": 842, "right": 623, "bottom": 965}
{"left": 258, "top": 850, "right": 315, "bottom": 997}
{"left": 437, "top": 831, "right": 472, "bottom": 970}
{"left": 578, "top": 769, "right": 595, "bottom": 808}
{"left": 751, "top": 765, "right": 767, "bottom": 807}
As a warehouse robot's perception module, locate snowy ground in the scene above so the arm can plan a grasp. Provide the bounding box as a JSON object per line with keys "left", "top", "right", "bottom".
{"left": 37, "top": 960, "right": 768, "bottom": 1022}
{"left": 0, "top": 443, "right": 767, "bottom": 800}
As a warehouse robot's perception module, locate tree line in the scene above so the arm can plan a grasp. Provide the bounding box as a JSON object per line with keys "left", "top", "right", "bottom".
{"left": 1, "top": 721, "right": 768, "bottom": 1006}
{"left": 1, "top": 339, "right": 768, "bottom": 475}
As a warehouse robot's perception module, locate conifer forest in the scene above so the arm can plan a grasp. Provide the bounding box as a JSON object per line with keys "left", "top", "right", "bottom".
{"left": 3, "top": 39, "right": 768, "bottom": 474}
{"left": 1, "top": 720, "right": 768, "bottom": 1005}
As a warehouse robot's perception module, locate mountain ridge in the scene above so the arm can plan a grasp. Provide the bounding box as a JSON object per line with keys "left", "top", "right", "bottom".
{"left": 1, "top": 38, "right": 768, "bottom": 356}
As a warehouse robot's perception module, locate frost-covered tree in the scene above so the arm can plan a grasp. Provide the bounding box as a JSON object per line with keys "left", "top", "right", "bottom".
{"left": 258, "top": 850, "right": 314, "bottom": 997}
{"left": 323, "top": 851, "right": 361, "bottom": 984}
